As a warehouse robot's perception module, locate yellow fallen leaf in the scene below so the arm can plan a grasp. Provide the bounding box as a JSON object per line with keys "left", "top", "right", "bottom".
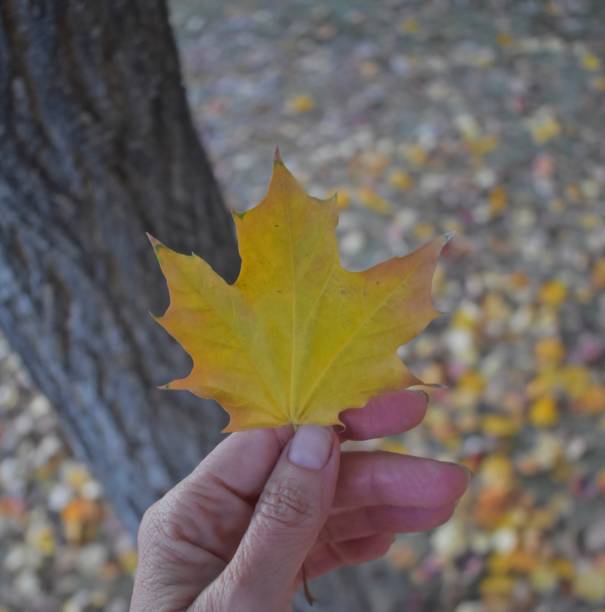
{"left": 388, "top": 169, "right": 414, "bottom": 191}
{"left": 580, "top": 51, "right": 601, "bottom": 71}
{"left": 152, "top": 154, "right": 445, "bottom": 430}
{"left": 530, "top": 564, "right": 559, "bottom": 593}
{"left": 451, "top": 305, "right": 479, "bottom": 330}
{"left": 387, "top": 541, "right": 417, "bottom": 569}
{"left": 402, "top": 144, "right": 428, "bottom": 167}
{"left": 561, "top": 365, "right": 591, "bottom": 399}
{"left": 539, "top": 279, "right": 568, "bottom": 307}
{"left": 483, "top": 292, "right": 510, "bottom": 322}
{"left": 526, "top": 370, "right": 560, "bottom": 399}
{"left": 480, "top": 455, "right": 515, "bottom": 489}
{"left": 488, "top": 186, "right": 508, "bottom": 216}
{"left": 530, "top": 395, "right": 559, "bottom": 428}
{"left": 534, "top": 337, "right": 564, "bottom": 366}
{"left": 551, "top": 558, "right": 575, "bottom": 581}
{"left": 496, "top": 32, "right": 514, "bottom": 48}
{"left": 399, "top": 17, "right": 419, "bottom": 34}
{"left": 529, "top": 111, "right": 561, "bottom": 144}
{"left": 119, "top": 549, "right": 139, "bottom": 574}
{"left": 574, "top": 568, "right": 605, "bottom": 603}
{"left": 64, "top": 464, "right": 92, "bottom": 491}
{"left": 413, "top": 221, "right": 435, "bottom": 241}
{"left": 27, "top": 525, "right": 55, "bottom": 556}
{"left": 466, "top": 134, "right": 498, "bottom": 157}
{"left": 328, "top": 188, "right": 350, "bottom": 210}
{"left": 286, "top": 95, "right": 315, "bottom": 114}
{"left": 379, "top": 439, "right": 408, "bottom": 454}
{"left": 480, "top": 575, "right": 515, "bottom": 598}
{"left": 458, "top": 370, "right": 486, "bottom": 394}
{"left": 357, "top": 186, "right": 393, "bottom": 215}
{"left": 482, "top": 414, "right": 520, "bottom": 437}
{"left": 489, "top": 550, "right": 539, "bottom": 575}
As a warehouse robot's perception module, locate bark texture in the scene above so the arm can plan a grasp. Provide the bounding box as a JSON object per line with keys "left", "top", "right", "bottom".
{"left": 0, "top": 0, "right": 240, "bottom": 535}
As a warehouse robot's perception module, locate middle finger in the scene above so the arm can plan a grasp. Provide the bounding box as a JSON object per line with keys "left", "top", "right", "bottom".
{"left": 335, "top": 451, "right": 470, "bottom": 508}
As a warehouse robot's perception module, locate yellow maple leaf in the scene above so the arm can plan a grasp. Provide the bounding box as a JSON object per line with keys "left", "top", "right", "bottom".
{"left": 151, "top": 154, "right": 445, "bottom": 431}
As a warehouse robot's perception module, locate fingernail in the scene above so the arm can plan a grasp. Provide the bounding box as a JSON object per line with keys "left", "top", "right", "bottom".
{"left": 411, "top": 390, "right": 429, "bottom": 403}
{"left": 288, "top": 425, "right": 333, "bottom": 470}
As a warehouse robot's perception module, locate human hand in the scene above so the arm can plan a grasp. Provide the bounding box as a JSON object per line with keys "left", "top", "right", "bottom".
{"left": 130, "top": 391, "right": 469, "bottom": 612}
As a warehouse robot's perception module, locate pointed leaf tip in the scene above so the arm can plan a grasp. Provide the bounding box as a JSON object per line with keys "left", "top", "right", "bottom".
{"left": 444, "top": 231, "right": 455, "bottom": 244}
{"left": 146, "top": 233, "right": 164, "bottom": 253}
{"left": 273, "top": 146, "right": 283, "bottom": 164}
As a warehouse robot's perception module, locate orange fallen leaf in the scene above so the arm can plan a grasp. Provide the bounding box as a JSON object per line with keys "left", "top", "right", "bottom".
{"left": 576, "top": 385, "right": 605, "bottom": 414}
{"left": 591, "top": 258, "right": 605, "bottom": 290}
{"left": 496, "top": 32, "right": 514, "bottom": 48}
{"left": 61, "top": 498, "right": 103, "bottom": 544}
{"left": 152, "top": 153, "right": 445, "bottom": 431}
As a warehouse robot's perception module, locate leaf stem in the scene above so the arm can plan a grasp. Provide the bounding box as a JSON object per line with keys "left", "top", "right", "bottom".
{"left": 302, "top": 563, "right": 315, "bottom": 606}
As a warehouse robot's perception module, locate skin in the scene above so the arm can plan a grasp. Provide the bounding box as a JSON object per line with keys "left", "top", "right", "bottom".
{"left": 131, "top": 390, "right": 470, "bottom": 612}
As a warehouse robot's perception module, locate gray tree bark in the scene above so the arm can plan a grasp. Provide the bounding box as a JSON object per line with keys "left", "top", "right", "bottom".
{"left": 0, "top": 0, "right": 239, "bottom": 535}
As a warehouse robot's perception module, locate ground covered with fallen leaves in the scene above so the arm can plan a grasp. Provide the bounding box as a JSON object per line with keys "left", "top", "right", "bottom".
{"left": 1, "top": 1, "right": 604, "bottom": 610}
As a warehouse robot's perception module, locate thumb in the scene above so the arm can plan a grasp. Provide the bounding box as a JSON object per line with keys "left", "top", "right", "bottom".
{"left": 218, "top": 425, "right": 339, "bottom": 611}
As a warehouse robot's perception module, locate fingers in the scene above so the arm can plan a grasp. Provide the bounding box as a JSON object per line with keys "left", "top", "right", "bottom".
{"left": 319, "top": 503, "right": 456, "bottom": 543}
{"left": 195, "top": 425, "right": 292, "bottom": 500}
{"left": 305, "top": 533, "right": 395, "bottom": 580}
{"left": 196, "top": 426, "right": 340, "bottom": 612}
{"left": 335, "top": 451, "right": 470, "bottom": 509}
{"left": 136, "top": 426, "right": 294, "bottom": 572}
{"left": 338, "top": 390, "right": 428, "bottom": 441}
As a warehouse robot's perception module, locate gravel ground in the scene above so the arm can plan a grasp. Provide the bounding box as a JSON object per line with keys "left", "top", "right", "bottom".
{"left": 1, "top": 1, "right": 605, "bottom": 610}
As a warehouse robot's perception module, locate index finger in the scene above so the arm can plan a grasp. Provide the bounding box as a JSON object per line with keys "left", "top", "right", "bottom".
{"left": 337, "top": 390, "right": 427, "bottom": 441}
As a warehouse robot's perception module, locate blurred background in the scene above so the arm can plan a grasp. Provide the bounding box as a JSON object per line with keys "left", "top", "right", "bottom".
{"left": 1, "top": 0, "right": 604, "bottom": 610}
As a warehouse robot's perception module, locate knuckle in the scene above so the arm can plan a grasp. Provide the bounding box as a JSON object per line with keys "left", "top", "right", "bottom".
{"left": 138, "top": 501, "right": 162, "bottom": 546}
{"left": 255, "top": 480, "right": 313, "bottom": 529}
{"left": 137, "top": 496, "right": 179, "bottom": 552}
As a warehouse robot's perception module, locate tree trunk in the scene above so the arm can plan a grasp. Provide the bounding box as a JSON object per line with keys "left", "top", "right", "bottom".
{"left": 0, "top": 3, "right": 376, "bottom": 610}
{"left": 0, "top": 0, "right": 239, "bottom": 535}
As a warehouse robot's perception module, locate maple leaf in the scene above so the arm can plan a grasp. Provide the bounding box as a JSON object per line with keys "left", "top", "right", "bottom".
{"left": 150, "top": 153, "right": 446, "bottom": 431}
